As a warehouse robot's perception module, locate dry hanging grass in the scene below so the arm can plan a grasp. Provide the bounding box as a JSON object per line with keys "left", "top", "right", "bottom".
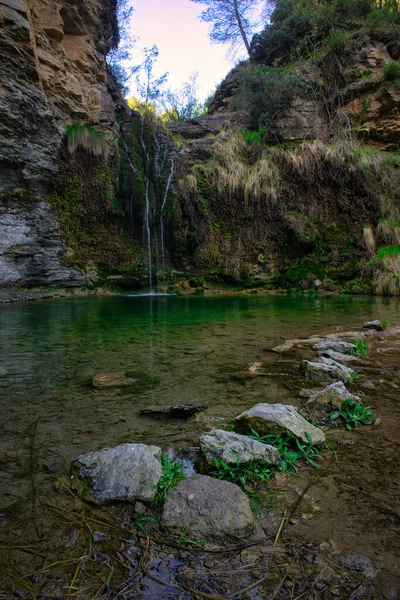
{"left": 363, "top": 226, "right": 376, "bottom": 254}
{"left": 66, "top": 123, "right": 108, "bottom": 158}
{"left": 376, "top": 219, "right": 400, "bottom": 245}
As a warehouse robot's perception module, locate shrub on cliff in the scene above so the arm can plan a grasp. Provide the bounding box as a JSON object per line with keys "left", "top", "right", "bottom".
{"left": 229, "top": 64, "right": 304, "bottom": 130}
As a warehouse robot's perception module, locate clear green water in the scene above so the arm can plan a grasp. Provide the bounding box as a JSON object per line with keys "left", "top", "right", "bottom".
{"left": 0, "top": 294, "right": 399, "bottom": 503}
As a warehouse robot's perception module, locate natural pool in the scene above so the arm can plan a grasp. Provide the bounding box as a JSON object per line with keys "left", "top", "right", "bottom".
{"left": 0, "top": 293, "right": 399, "bottom": 598}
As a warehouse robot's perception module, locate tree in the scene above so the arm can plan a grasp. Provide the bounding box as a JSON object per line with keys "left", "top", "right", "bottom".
{"left": 107, "top": 0, "right": 138, "bottom": 94}
{"left": 190, "top": 0, "right": 265, "bottom": 58}
{"left": 135, "top": 46, "right": 169, "bottom": 109}
{"left": 160, "top": 73, "right": 206, "bottom": 122}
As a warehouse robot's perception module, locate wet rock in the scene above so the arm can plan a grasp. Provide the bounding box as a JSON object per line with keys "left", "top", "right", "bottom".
{"left": 313, "top": 341, "right": 357, "bottom": 354}
{"left": 363, "top": 320, "right": 384, "bottom": 331}
{"left": 92, "top": 373, "right": 138, "bottom": 390}
{"left": 0, "top": 367, "right": 7, "bottom": 377}
{"left": 306, "top": 382, "right": 360, "bottom": 421}
{"left": 141, "top": 403, "right": 207, "bottom": 419}
{"left": 298, "top": 388, "right": 322, "bottom": 398}
{"left": 234, "top": 403, "right": 325, "bottom": 444}
{"left": 272, "top": 341, "right": 294, "bottom": 353}
{"left": 161, "top": 475, "right": 255, "bottom": 544}
{"left": 319, "top": 349, "right": 362, "bottom": 363}
{"left": 199, "top": 429, "right": 280, "bottom": 467}
{"left": 300, "top": 360, "right": 353, "bottom": 383}
{"left": 361, "top": 380, "right": 375, "bottom": 389}
{"left": 72, "top": 443, "right": 163, "bottom": 504}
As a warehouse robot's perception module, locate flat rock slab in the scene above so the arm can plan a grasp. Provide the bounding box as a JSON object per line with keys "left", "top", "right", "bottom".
{"left": 72, "top": 443, "right": 163, "bottom": 504}
{"left": 300, "top": 360, "right": 353, "bottom": 383}
{"left": 92, "top": 373, "right": 137, "bottom": 389}
{"left": 161, "top": 475, "right": 255, "bottom": 544}
{"left": 141, "top": 403, "right": 207, "bottom": 419}
{"left": 313, "top": 341, "right": 357, "bottom": 354}
{"left": 319, "top": 349, "right": 362, "bottom": 363}
{"left": 363, "top": 320, "right": 384, "bottom": 331}
{"left": 200, "top": 429, "right": 280, "bottom": 467}
{"left": 234, "top": 403, "right": 325, "bottom": 444}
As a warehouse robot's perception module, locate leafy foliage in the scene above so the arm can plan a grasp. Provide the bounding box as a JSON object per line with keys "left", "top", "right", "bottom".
{"left": 384, "top": 61, "right": 400, "bottom": 81}
{"left": 349, "top": 339, "right": 367, "bottom": 356}
{"left": 250, "top": 430, "right": 322, "bottom": 472}
{"left": 230, "top": 64, "right": 304, "bottom": 130}
{"left": 329, "top": 398, "right": 374, "bottom": 429}
{"left": 153, "top": 457, "right": 186, "bottom": 514}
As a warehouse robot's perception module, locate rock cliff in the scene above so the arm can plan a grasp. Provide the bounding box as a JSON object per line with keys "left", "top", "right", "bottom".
{"left": 0, "top": 0, "right": 122, "bottom": 286}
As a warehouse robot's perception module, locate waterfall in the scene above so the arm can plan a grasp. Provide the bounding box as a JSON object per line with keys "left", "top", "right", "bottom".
{"left": 160, "top": 157, "right": 175, "bottom": 285}
{"left": 123, "top": 115, "right": 175, "bottom": 292}
{"left": 122, "top": 135, "right": 137, "bottom": 238}
{"left": 139, "top": 118, "right": 153, "bottom": 291}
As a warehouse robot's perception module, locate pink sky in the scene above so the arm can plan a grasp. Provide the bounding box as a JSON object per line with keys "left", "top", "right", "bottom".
{"left": 126, "top": 0, "right": 237, "bottom": 101}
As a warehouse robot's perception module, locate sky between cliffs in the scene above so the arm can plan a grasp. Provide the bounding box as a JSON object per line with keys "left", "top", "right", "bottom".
{"left": 127, "top": 0, "right": 236, "bottom": 102}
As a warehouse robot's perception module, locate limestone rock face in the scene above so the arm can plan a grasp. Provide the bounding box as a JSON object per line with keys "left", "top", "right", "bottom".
{"left": 0, "top": 0, "right": 126, "bottom": 286}
{"left": 200, "top": 429, "right": 280, "bottom": 467}
{"left": 161, "top": 475, "right": 255, "bottom": 544}
{"left": 234, "top": 403, "right": 325, "bottom": 444}
{"left": 72, "top": 444, "right": 163, "bottom": 504}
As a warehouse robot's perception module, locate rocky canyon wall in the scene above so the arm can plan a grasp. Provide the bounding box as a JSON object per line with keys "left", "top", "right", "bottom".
{"left": 0, "top": 0, "right": 122, "bottom": 286}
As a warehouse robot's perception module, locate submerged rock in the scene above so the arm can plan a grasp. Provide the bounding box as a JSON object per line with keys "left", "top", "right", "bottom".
{"left": 234, "top": 403, "right": 325, "bottom": 444}
{"left": 141, "top": 403, "right": 208, "bottom": 419}
{"left": 363, "top": 320, "right": 384, "bottom": 331}
{"left": 72, "top": 443, "right": 163, "bottom": 504}
{"left": 161, "top": 475, "right": 255, "bottom": 544}
{"left": 0, "top": 367, "right": 7, "bottom": 377}
{"left": 199, "top": 429, "right": 280, "bottom": 467}
{"left": 300, "top": 360, "right": 353, "bottom": 383}
{"left": 92, "top": 373, "right": 137, "bottom": 389}
{"left": 313, "top": 340, "right": 357, "bottom": 354}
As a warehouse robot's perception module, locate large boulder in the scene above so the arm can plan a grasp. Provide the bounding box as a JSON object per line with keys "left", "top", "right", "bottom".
{"left": 234, "top": 403, "right": 325, "bottom": 444}
{"left": 72, "top": 443, "right": 163, "bottom": 504}
{"left": 161, "top": 475, "right": 255, "bottom": 544}
{"left": 199, "top": 429, "right": 280, "bottom": 467}
{"left": 313, "top": 341, "right": 357, "bottom": 354}
{"left": 300, "top": 360, "right": 353, "bottom": 383}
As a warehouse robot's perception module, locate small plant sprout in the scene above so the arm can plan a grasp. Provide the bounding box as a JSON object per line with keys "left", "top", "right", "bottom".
{"left": 153, "top": 456, "right": 186, "bottom": 514}
{"left": 329, "top": 398, "right": 374, "bottom": 430}
{"left": 349, "top": 339, "right": 367, "bottom": 356}
{"left": 349, "top": 369, "right": 362, "bottom": 384}
{"left": 381, "top": 316, "right": 389, "bottom": 329}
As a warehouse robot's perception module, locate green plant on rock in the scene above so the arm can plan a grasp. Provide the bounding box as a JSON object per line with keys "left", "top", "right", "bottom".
{"left": 349, "top": 339, "right": 367, "bottom": 356}
{"left": 210, "top": 458, "right": 274, "bottom": 513}
{"left": 153, "top": 457, "right": 186, "bottom": 514}
{"left": 250, "top": 430, "right": 322, "bottom": 472}
{"left": 381, "top": 316, "right": 389, "bottom": 329}
{"left": 66, "top": 123, "right": 108, "bottom": 158}
{"left": 349, "top": 369, "right": 361, "bottom": 384}
{"left": 329, "top": 398, "right": 374, "bottom": 430}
